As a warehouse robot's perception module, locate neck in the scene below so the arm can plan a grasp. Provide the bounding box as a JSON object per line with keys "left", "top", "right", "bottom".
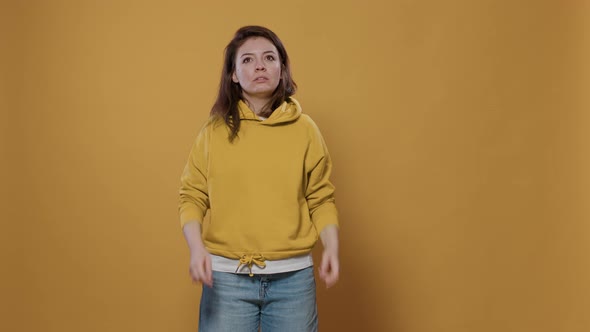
{"left": 242, "top": 94, "right": 271, "bottom": 115}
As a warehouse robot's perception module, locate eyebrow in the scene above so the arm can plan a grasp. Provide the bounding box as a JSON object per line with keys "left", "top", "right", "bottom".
{"left": 239, "top": 50, "right": 277, "bottom": 58}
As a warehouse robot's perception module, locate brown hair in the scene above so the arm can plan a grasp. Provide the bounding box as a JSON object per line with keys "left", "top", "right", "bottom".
{"left": 210, "top": 26, "right": 297, "bottom": 141}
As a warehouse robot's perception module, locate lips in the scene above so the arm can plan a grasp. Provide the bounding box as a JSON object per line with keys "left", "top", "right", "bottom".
{"left": 254, "top": 76, "right": 268, "bottom": 82}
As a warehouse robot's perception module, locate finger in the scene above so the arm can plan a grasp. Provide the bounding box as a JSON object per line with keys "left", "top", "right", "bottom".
{"left": 324, "top": 271, "right": 338, "bottom": 288}
{"left": 191, "top": 259, "right": 207, "bottom": 283}
{"left": 197, "top": 262, "right": 208, "bottom": 284}
{"left": 190, "top": 264, "right": 203, "bottom": 282}
{"left": 323, "top": 257, "right": 339, "bottom": 288}
{"left": 202, "top": 256, "right": 213, "bottom": 287}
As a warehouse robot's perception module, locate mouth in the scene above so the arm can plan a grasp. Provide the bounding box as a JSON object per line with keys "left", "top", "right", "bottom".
{"left": 253, "top": 77, "right": 269, "bottom": 82}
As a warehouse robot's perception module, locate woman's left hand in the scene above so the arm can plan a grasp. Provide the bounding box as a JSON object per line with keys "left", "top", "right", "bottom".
{"left": 319, "top": 248, "right": 340, "bottom": 288}
{"left": 319, "top": 225, "right": 340, "bottom": 288}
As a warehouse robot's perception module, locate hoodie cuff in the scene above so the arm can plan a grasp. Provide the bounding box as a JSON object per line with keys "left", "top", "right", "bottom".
{"left": 179, "top": 205, "right": 206, "bottom": 229}
{"left": 310, "top": 202, "right": 339, "bottom": 235}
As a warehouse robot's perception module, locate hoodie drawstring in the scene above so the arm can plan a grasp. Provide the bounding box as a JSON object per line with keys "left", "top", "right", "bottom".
{"left": 235, "top": 254, "right": 266, "bottom": 277}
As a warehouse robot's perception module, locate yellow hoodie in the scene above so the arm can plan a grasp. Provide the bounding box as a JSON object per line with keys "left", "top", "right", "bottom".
{"left": 179, "top": 98, "right": 338, "bottom": 262}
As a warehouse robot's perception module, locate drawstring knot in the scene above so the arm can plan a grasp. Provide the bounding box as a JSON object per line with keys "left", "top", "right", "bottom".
{"left": 235, "top": 254, "right": 266, "bottom": 277}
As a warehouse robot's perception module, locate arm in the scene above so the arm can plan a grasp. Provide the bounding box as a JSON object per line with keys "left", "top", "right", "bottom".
{"left": 179, "top": 124, "right": 212, "bottom": 286}
{"left": 183, "top": 221, "right": 212, "bottom": 287}
{"left": 303, "top": 117, "right": 340, "bottom": 288}
{"left": 319, "top": 224, "right": 339, "bottom": 288}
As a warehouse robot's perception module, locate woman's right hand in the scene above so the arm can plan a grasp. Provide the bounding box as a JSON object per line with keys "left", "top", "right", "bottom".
{"left": 189, "top": 248, "right": 213, "bottom": 287}
{"left": 183, "top": 221, "right": 213, "bottom": 287}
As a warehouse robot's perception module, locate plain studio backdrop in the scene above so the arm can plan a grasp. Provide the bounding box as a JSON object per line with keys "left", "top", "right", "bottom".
{"left": 1, "top": 1, "right": 589, "bottom": 331}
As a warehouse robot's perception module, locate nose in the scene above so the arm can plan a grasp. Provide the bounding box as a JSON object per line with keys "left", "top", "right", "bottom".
{"left": 255, "top": 60, "right": 266, "bottom": 71}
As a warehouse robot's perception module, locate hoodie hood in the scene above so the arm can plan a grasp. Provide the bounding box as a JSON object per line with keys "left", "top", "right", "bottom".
{"left": 238, "top": 98, "right": 302, "bottom": 125}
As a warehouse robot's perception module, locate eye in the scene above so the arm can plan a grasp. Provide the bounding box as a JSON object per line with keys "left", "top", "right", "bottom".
{"left": 265, "top": 55, "right": 276, "bottom": 61}
{"left": 242, "top": 57, "right": 252, "bottom": 64}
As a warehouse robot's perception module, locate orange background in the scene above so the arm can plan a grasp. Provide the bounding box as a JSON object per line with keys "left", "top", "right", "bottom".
{"left": 3, "top": 1, "right": 590, "bottom": 331}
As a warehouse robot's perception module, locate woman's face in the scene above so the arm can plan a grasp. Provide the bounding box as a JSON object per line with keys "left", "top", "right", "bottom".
{"left": 232, "top": 37, "right": 281, "bottom": 102}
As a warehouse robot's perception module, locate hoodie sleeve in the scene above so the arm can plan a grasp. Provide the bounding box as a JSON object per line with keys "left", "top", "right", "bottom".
{"left": 304, "top": 116, "right": 339, "bottom": 234}
{"left": 178, "top": 124, "right": 210, "bottom": 228}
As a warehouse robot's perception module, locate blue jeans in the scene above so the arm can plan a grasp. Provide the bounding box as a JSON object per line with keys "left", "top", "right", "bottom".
{"left": 199, "top": 267, "right": 318, "bottom": 332}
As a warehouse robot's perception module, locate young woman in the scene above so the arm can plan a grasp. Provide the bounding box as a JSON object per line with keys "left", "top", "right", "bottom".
{"left": 179, "top": 25, "right": 339, "bottom": 331}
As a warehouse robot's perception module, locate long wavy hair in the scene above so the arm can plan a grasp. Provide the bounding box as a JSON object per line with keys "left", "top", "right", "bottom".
{"left": 210, "top": 26, "right": 297, "bottom": 142}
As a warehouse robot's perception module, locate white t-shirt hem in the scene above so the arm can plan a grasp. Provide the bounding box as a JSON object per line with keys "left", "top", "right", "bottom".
{"left": 211, "top": 253, "right": 313, "bottom": 274}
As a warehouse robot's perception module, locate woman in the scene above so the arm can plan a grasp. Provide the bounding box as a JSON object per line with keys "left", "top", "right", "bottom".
{"left": 179, "top": 25, "right": 339, "bottom": 331}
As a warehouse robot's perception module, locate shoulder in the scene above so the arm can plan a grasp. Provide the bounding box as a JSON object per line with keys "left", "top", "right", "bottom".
{"left": 298, "top": 113, "right": 314, "bottom": 123}
{"left": 196, "top": 116, "right": 225, "bottom": 134}
{"left": 297, "top": 113, "right": 325, "bottom": 139}
{"left": 298, "top": 113, "right": 321, "bottom": 130}
{"left": 191, "top": 116, "right": 225, "bottom": 147}
{"left": 287, "top": 97, "right": 317, "bottom": 129}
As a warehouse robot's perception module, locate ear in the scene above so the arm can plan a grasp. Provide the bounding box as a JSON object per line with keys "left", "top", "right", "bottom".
{"left": 232, "top": 72, "right": 239, "bottom": 83}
